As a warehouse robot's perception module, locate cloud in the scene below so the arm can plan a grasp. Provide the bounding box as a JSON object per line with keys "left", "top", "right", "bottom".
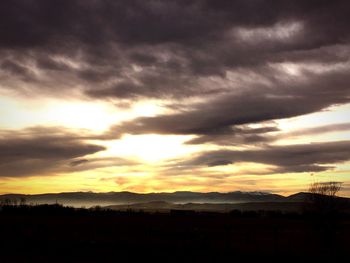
{"left": 0, "top": 0, "right": 349, "bottom": 101}
{"left": 108, "top": 66, "right": 350, "bottom": 141}
{"left": 70, "top": 159, "right": 89, "bottom": 167}
{"left": 0, "top": 126, "right": 106, "bottom": 177}
{"left": 1, "top": 0, "right": 350, "bottom": 183}
{"left": 186, "top": 122, "right": 350, "bottom": 146}
{"left": 180, "top": 140, "right": 350, "bottom": 173}
{"left": 68, "top": 157, "right": 140, "bottom": 173}
{"left": 284, "top": 122, "right": 350, "bottom": 138}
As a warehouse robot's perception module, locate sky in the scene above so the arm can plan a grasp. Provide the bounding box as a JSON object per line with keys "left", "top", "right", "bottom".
{"left": 0, "top": 0, "right": 350, "bottom": 196}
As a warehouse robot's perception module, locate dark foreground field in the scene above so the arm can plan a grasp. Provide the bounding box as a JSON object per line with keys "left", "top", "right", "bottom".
{"left": 1, "top": 205, "right": 349, "bottom": 263}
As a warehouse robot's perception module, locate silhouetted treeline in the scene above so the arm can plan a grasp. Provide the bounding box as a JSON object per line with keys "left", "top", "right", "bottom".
{"left": 1, "top": 203, "right": 349, "bottom": 262}
{"left": 0, "top": 203, "right": 142, "bottom": 216}
{"left": 1, "top": 203, "right": 350, "bottom": 219}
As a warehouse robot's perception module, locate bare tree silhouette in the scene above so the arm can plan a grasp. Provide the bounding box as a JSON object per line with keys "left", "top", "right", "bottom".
{"left": 308, "top": 181, "right": 343, "bottom": 214}
{"left": 309, "top": 182, "right": 342, "bottom": 197}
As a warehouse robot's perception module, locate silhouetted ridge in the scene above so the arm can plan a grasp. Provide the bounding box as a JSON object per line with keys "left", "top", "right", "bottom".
{"left": 0, "top": 191, "right": 287, "bottom": 207}
{"left": 1, "top": 191, "right": 349, "bottom": 208}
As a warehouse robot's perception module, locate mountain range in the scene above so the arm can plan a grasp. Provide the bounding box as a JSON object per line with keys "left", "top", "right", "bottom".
{"left": 2, "top": 191, "right": 350, "bottom": 213}
{"left": 0, "top": 191, "right": 328, "bottom": 207}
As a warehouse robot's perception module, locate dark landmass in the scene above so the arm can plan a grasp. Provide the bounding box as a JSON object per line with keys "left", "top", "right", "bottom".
{"left": 0, "top": 190, "right": 285, "bottom": 207}
{"left": 104, "top": 192, "right": 350, "bottom": 214}
{"left": 2, "top": 190, "right": 350, "bottom": 208}
{"left": 0, "top": 204, "right": 350, "bottom": 263}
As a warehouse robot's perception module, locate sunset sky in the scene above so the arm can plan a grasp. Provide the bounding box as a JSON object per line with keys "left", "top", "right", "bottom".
{"left": 1, "top": 0, "right": 350, "bottom": 196}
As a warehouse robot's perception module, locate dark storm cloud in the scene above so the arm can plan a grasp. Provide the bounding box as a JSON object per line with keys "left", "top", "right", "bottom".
{"left": 109, "top": 67, "right": 350, "bottom": 139}
{"left": 1, "top": 60, "right": 31, "bottom": 78}
{"left": 2, "top": 0, "right": 348, "bottom": 48}
{"left": 68, "top": 157, "right": 140, "bottom": 173}
{"left": 0, "top": 127, "right": 106, "bottom": 177}
{"left": 186, "top": 122, "right": 350, "bottom": 146}
{"left": 185, "top": 126, "right": 278, "bottom": 146}
{"left": 1, "top": 0, "right": 350, "bottom": 151}
{"left": 0, "top": 0, "right": 283, "bottom": 48}
{"left": 182, "top": 141, "right": 350, "bottom": 173}
{"left": 1, "top": 0, "right": 350, "bottom": 99}
{"left": 70, "top": 159, "right": 89, "bottom": 167}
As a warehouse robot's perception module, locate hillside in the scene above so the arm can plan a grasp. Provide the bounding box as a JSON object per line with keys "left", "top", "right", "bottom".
{"left": 1, "top": 191, "right": 285, "bottom": 207}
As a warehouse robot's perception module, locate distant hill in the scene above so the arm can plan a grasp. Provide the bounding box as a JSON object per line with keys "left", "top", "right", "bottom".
{"left": 1, "top": 191, "right": 349, "bottom": 209}
{"left": 286, "top": 192, "right": 350, "bottom": 203}
{"left": 0, "top": 191, "right": 284, "bottom": 207}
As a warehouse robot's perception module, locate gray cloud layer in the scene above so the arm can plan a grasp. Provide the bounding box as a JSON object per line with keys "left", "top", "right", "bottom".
{"left": 1, "top": 0, "right": 349, "bottom": 99}
{"left": 184, "top": 122, "right": 350, "bottom": 146}
{"left": 182, "top": 141, "right": 350, "bottom": 174}
{"left": 0, "top": 127, "right": 107, "bottom": 177}
{"left": 111, "top": 67, "right": 350, "bottom": 139}
{"left": 1, "top": 1, "right": 350, "bottom": 178}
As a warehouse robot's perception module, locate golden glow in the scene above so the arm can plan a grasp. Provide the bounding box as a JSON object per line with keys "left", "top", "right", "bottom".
{"left": 204, "top": 162, "right": 275, "bottom": 175}
{"left": 1, "top": 93, "right": 350, "bottom": 197}
{"left": 1, "top": 162, "right": 349, "bottom": 196}
{"left": 97, "top": 134, "right": 198, "bottom": 162}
